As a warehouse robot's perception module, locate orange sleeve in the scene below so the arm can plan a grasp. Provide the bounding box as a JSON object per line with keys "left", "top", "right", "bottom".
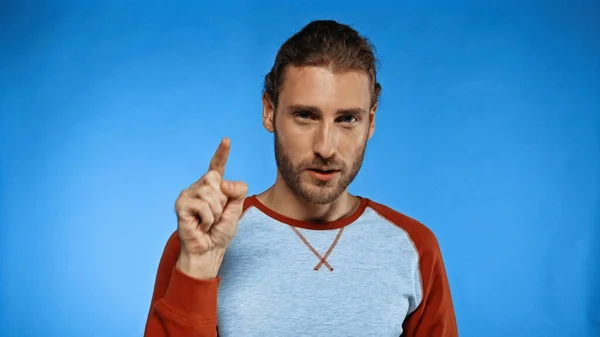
{"left": 143, "top": 231, "right": 220, "bottom": 337}
{"left": 368, "top": 200, "right": 458, "bottom": 337}
{"left": 402, "top": 229, "right": 458, "bottom": 336}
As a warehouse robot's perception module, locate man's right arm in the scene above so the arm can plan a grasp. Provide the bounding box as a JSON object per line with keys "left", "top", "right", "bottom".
{"left": 144, "top": 138, "right": 247, "bottom": 336}
{"left": 143, "top": 231, "right": 220, "bottom": 337}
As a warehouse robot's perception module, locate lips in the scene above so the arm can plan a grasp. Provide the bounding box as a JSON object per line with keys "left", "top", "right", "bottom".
{"left": 306, "top": 168, "right": 340, "bottom": 181}
{"left": 307, "top": 167, "right": 340, "bottom": 173}
{"left": 307, "top": 169, "right": 340, "bottom": 176}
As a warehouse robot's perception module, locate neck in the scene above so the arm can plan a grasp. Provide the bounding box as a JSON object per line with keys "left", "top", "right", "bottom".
{"left": 257, "top": 174, "right": 360, "bottom": 223}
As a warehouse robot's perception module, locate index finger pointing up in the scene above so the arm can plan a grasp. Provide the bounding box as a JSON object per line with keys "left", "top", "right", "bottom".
{"left": 208, "top": 137, "right": 231, "bottom": 177}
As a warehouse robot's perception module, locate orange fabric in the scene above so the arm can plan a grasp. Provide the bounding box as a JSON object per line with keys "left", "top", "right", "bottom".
{"left": 249, "top": 195, "right": 369, "bottom": 230}
{"left": 143, "top": 231, "right": 220, "bottom": 336}
{"left": 369, "top": 201, "right": 459, "bottom": 336}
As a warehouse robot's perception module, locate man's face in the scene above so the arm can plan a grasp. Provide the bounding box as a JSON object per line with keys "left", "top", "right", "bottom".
{"left": 262, "top": 66, "right": 376, "bottom": 205}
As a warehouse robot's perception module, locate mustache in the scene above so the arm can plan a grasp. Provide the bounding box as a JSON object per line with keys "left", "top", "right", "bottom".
{"left": 299, "top": 158, "right": 345, "bottom": 171}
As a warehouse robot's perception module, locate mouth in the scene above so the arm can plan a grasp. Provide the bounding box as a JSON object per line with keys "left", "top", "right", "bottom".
{"left": 306, "top": 168, "right": 340, "bottom": 181}
{"left": 308, "top": 168, "right": 339, "bottom": 173}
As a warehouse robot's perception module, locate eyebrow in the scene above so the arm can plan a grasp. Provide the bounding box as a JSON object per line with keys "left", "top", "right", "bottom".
{"left": 286, "top": 104, "right": 367, "bottom": 116}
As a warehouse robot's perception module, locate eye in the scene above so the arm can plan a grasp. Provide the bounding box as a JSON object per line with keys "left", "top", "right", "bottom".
{"left": 337, "top": 115, "right": 359, "bottom": 124}
{"left": 294, "top": 110, "right": 315, "bottom": 120}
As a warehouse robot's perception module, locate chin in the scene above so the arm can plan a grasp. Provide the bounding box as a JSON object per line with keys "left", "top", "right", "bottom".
{"left": 298, "top": 184, "right": 344, "bottom": 205}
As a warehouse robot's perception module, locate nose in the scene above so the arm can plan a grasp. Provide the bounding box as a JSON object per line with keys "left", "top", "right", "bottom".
{"left": 312, "top": 122, "right": 338, "bottom": 159}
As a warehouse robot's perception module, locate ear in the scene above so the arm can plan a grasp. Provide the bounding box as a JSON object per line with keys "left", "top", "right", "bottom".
{"left": 367, "top": 103, "right": 377, "bottom": 139}
{"left": 262, "top": 93, "right": 275, "bottom": 133}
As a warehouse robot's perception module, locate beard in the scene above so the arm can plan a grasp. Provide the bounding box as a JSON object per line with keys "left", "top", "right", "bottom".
{"left": 273, "top": 129, "right": 367, "bottom": 205}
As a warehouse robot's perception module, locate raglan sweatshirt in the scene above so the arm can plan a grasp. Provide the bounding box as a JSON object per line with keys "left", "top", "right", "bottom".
{"left": 144, "top": 195, "right": 459, "bottom": 336}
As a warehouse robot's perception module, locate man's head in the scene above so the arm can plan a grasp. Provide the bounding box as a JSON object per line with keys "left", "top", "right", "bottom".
{"left": 262, "top": 20, "right": 382, "bottom": 205}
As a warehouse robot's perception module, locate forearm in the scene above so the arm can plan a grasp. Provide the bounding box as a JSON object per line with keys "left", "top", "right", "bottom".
{"left": 144, "top": 266, "right": 220, "bottom": 337}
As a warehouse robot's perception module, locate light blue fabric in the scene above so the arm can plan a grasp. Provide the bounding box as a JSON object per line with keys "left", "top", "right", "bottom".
{"left": 217, "top": 202, "right": 425, "bottom": 336}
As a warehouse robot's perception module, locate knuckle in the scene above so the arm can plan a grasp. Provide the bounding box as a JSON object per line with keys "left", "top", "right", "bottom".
{"left": 194, "top": 184, "right": 213, "bottom": 200}
{"left": 204, "top": 170, "right": 221, "bottom": 183}
{"left": 178, "top": 189, "right": 189, "bottom": 200}
{"left": 197, "top": 184, "right": 223, "bottom": 203}
{"left": 201, "top": 212, "right": 214, "bottom": 226}
{"left": 197, "top": 199, "right": 210, "bottom": 212}
{"left": 175, "top": 192, "right": 189, "bottom": 211}
{"left": 209, "top": 198, "right": 223, "bottom": 215}
{"left": 213, "top": 206, "right": 223, "bottom": 218}
{"left": 198, "top": 176, "right": 210, "bottom": 186}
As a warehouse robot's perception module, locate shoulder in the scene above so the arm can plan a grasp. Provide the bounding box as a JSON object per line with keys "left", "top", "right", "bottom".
{"left": 365, "top": 198, "right": 442, "bottom": 256}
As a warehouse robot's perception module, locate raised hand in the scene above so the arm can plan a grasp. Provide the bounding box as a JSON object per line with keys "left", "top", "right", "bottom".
{"left": 174, "top": 137, "right": 248, "bottom": 279}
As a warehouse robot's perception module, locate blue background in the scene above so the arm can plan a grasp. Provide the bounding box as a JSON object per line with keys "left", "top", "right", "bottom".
{"left": 1, "top": 1, "right": 598, "bottom": 336}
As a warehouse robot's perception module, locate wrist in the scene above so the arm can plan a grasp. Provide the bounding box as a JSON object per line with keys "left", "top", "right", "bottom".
{"left": 176, "top": 249, "right": 225, "bottom": 280}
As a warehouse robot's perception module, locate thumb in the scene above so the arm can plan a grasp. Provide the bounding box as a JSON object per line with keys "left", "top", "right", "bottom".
{"left": 220, "top": 180, "right": 248, "bottom": 223}
{"left": 221, "top": 180, "right": 248, "bottom": 200}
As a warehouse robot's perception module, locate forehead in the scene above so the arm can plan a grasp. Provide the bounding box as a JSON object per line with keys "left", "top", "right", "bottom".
{"left": 278, "top": 66, "right": 372, "bottom": 110}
